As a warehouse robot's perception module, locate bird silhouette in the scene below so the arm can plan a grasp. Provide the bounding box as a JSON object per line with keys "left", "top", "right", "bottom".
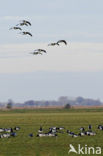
{"left": 20, "top": 32, "right": 32, "bottom": 37}
{"left": 30, "top": 52, "right": 43, "bottom": 55}
{"left": 16, "top": 22, "right": 28, "bottom": 26}
{"left": 48, "top": 42, "right": 59, "bottom": 46}
{"left": 57, "top": 40, "right": 67, "bottom": 45}
{"left": 34, "top": 49, "right": 46, "bottom": 53}
{"left": 16, "top": 20, "right": 31, "bottom": 26}
{"left": 9, "top": 27, "right": 22, "bottom": 30}
{"left": 22, "top": 20, "right": 31, "bottom": 26}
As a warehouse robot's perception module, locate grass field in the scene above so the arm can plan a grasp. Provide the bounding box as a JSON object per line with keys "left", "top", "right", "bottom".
{"left": 0, "top": 108, "right": 103, "bottom": 156}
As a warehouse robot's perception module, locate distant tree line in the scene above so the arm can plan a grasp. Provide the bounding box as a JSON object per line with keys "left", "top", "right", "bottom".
{"left": 3, "top": 96, "right": 102, "bottom": 108}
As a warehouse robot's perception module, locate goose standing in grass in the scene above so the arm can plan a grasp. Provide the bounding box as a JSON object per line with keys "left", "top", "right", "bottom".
{"left": 37, "top": 133, "right": 48, "bottom": 137}
{"left": 0, "top": 128, "right": 4, "bottom": 132}
{"left": 5, "top": 128, "right": 13, "bottom": 133}
{"left": 38, "top": 126, "right": 43, "bottom": 133}
{"left": 58, "top": 127, "right": 65, "bottom": 130}
{"left": 37, "top": 133, "right": 57, "bottom": 137}
{"left": 49, "top": 127, "right": 57, "bottom": 133}
{"left": 79, "top": 127, "right": 85, "bottom": 131}
{"left": 57, "top": 40, "right": 67, "bottom": 45}
{"left": 78, "top": 132, "right": 86, "bottom": 136}
{"left": 49, "top": 128, "right": 56, "bottom": 133}
{"left": 11, "top": 132, "right": 17, "bottom": 137}
{"left": 48, "top": 133, "right": 57, "bottom": 137}
{"left": 14, "top": 127, "right": 20, "bottom": 131}
{"left": 67, "top": 130, "right": 74, "bottom": 136}
{"left": 67, "top": 130, "right": 79, "bottom": 137}
{"left": 88, "top": 125, "right": 92, "bottom": 130}
{"left": 56, "top": 127, "right": 65, "bottom": 133}
{"left": 72, "top": 134, "right": 78, "bottom": 138}
{"left": 29, "top": 133, "right": 34, "bottom": 137}
{"left": 2, "top": 133, "right": 10, "bottom": 138}
{"left": 85, "top": 131, "right": 96, "bottom": 136}
{"left": 98, "top": 125, "right": 103, "bottom": 130}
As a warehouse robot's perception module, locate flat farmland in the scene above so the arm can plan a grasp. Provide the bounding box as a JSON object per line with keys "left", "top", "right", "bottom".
{"left": 0, "top": 109, "right": 103, "bottom": 156}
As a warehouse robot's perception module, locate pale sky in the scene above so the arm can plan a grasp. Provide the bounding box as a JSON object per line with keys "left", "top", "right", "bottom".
{"left": 0, "top": 0, "right": 103, "bottom": 102}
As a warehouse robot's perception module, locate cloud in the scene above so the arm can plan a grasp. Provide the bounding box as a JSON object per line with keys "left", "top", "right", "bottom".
{"left": 0, "top": 42, "right": 103, "bottom": 73}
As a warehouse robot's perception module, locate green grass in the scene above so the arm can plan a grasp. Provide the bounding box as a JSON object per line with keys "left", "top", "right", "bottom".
{"left": 0, "top": 109, "right": 103, "bottom": 156}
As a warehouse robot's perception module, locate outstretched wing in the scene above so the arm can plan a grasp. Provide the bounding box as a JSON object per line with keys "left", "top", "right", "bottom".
{"left": 25, "top": 21, "right": 31, "bottom": 26}
{"left": 22, "top": 20, "right": 31, "bottom": 26}
{"left": 34, "top": 49, "right": 46, "bottom": 53}
{"left": 26, "top": 32, "right": 32, "bottom": 37}
{"left": 38, "top": 49, "right": 46, "bottom": 53}
{"left": 57, "top": 40, "right": 67, "bottom": 45}
{"left": 17, "top": 27, "right": 22, "bottom": 30}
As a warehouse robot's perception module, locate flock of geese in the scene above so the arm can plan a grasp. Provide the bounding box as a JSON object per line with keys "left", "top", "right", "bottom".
{"left": 9, "top": 20, "right": 67, "bottom": 55}
{"left": 0, "top": 124, "right": 103, "bottom": 139}
{"left": 27, "top": 124, "right": 103, "bottom": 138}
{"left": 0, "top": 127, "right": 20, "bottom": 138}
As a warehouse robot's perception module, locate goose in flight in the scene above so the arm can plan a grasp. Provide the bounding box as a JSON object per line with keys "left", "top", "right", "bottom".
{"left": 20, "top": 31, "right": 32, "bottom": 37}
{"left": 57, "top": 40, "right": 67, "bottom": 45}
{"left": 48, "top": 42, "right": 59, "bottom": 46}
{"left": 34, "top": 49, "right": 46, "bottom": 53}
{"left": 21, "top": 20, "right": 31, "bottom": 26}
{"left": 16, "top": 22, "right": 28, "bottom": 26}
{"left": 9, "top": 26, "right": 22, "bottom": 30}
{"left": 17, "top": 20, "right": 31, "bottom": 26}
{"left": 30, "top": 52, "right": 42, "bottom": 55}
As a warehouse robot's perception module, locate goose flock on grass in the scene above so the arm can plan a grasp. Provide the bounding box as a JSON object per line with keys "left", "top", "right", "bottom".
{"left": 9, "top": 20, "right": 68, "bottom": 56}
{"left": 0, "top": 124, "right": 103, "bottom": 139}
{"left": 36, "top": 125, "right": 96, "bottom": 138}
{"left": 0, "top": 127, "right": 20, "bottom": 138}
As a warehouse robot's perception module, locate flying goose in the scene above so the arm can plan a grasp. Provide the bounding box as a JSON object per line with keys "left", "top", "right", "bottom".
{"left": 30, "top": 52, "right": 43, "bottom": 55}
{"left": 48, "top": 42, "right": 59, "bottom": 46}
{"left": 20, "top": 31, "right": 32, "bottom": 37}
{"left": 22, "top": 20, "right": 31, "bottom": 26}
{"left": 57, "top": 40, "right": 67, "bottom": 45}
{"left": 16, "top": 22, "right": 28, "bottom": 26}
{"left": 34, "top": 49, "right": 46, "bottom": 53}
{"left": 9, "top": 26, "right": 22, "bottom": 30}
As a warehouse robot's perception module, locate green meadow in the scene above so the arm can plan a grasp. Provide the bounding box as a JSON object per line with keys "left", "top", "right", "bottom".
{"left": 0, "top": 108, "right": 103, "bottom": 156}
